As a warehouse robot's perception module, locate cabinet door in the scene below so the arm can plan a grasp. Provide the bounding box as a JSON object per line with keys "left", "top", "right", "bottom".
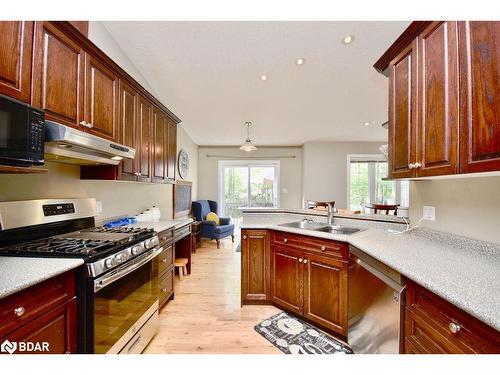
{"left": 388, "top": 39, "right": 418, "bottom": 178}
{"left": 138, "top": 95, "right": 153, "bottom": 182}
{"left": 84, "top": 54, "right": 118, "bottom": 141}
{"left": 416, "top": 21, "right": 459, "bottom": 176}
{"left": 152, "top": 107, "right": 167, "bottom": 183}
{"left": 1, "top": 297, "right": 77, "bottom": 354}
{"left": 270, "top": 246, "right": 303, "bottom": 315}
{"left": 166, "top": 119, "right": 177, "bottom": 180}
{"left": 0, "top": 21, "right": 33, "bottom": 102}
{"left": 303, "top": 253, "right": 348, "bottom": 336}
{"left": 241, "top": 230, "right": 270, "bottom": 303}
{"left": 32, "top": 22, "right": 84, "bottom": 129}
{"left": 118, "top": 80, "right": 137, "bottom": 181}
{"left": 459, "top": 21, "right": 500, "bottom": 173}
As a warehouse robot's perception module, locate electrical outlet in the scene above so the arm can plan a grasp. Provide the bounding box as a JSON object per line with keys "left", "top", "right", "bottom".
{"left": 96, "top": 201, "right": 103, "bottom": 215}
{"left": 422, "top": 206, "right": 436, "bottom": 221}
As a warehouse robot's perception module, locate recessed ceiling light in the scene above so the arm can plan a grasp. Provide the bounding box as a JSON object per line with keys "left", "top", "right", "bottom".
{"left": 342, "top": 35, "right": 354, "bottom": 45}
{"left": 260, "top": 75, "right": 268, "bottom": 81}
{"left": 364, "top": 121, "right": 371, "bottom": 126}
{"left": 296, "top": 57, "right": 305, "bottom": 65}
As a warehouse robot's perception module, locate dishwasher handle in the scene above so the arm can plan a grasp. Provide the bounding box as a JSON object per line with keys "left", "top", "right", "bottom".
{"left": 351, "top": 255, "right": 406, "bottom": 294}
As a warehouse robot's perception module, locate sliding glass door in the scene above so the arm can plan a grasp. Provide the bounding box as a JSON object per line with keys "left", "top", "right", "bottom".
{"left": 219, "top": 161, "right": 280, "bottom": 226}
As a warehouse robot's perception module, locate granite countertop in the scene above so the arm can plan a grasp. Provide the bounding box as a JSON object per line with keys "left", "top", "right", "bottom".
{"left": 0, "top": 257, "right": 84, "bottom": 300}
{"left": 241, "top": 222, "right": 500, "bottom": 331}
{"left": 240, "top": 207, "right": 406, "bottom": 224}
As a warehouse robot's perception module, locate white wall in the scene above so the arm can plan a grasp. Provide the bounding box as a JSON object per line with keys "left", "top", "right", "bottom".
{"left": 302, "top": 142, "right": 384, "bottom": 209}
{"left": 176, "top": 126, "right": 199, "bottom": 200}
{"left": 409, "top": 176, "right": 500, "bottom": 244}
{"left": 198, "top": 146, "right": 302, "bottom": 208}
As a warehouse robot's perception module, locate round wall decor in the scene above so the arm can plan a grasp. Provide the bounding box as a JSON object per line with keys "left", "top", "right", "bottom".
{"left": 178, "top": 149, "right": 189, "bottom": 179}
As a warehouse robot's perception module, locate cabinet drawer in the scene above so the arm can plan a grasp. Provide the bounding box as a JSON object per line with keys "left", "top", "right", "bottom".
{"left": 159, "top": 245, "right": 174, "bottom": 276}
{"left": 0, "top": 297, "right": 77, "bottom": 354}
{"left": 271, "top": 230, "right": 348, "bottom": 260}
{"left": 0, "top": 270, "right": 76, "bottom": 338}
{"left": 158, "top": 229, "right": 174, "bottom": 247}
{"left": 406, "top": 281, "right": 500, "bottom": 353}
{"left": 159, "top": 268, "right": 174, "bottom": 308}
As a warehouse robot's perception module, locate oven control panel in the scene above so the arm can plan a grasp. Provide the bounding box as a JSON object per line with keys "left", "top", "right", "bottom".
{"left": 43, "top": 203, "right": 76, "bottom": 216}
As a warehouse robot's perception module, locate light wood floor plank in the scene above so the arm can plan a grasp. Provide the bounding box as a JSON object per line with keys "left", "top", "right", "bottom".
{"left": 144, "top": 238, "right": 281, "bottom": 354}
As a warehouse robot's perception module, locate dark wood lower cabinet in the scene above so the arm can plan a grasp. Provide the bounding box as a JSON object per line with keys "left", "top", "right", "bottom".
{"left": 404, "top": 280, "right": 500, "bottom": 354}
{"left": 0, "top": 270, "right": 78, "bottom": 354}
{"left": 271, "top": 246, "right": 303, "bottom": 315}
{"left": 303, "top": 253, "right": 348, "bottom": 336}
{"left": 241, "top": 230, "right": 270, "bottom": 304}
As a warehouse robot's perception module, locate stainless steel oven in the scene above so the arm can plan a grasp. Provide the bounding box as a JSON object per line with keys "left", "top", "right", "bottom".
{"left": 0, "top": 94, "right": 45, "bottom": 166}
{"left": 89, "top": 245, "right": 163, "bottom": 354}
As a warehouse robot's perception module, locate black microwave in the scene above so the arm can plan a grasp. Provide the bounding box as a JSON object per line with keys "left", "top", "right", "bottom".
{"left": 0, "top": 94, "right": 45, "bottom": 166}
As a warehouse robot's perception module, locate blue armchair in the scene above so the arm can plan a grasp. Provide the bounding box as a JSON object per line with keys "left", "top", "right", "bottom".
{"left": 191, "top": 200, "right": 235, "bottom": 249}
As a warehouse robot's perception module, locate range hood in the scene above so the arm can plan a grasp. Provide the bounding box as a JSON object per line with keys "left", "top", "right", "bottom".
{"left": 44, "top": 121, "right": 136, "bottom": 166}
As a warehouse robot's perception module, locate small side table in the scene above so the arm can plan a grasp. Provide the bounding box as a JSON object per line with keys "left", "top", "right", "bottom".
{"left": 191, "top": 221, "right": 202, "bottom": 253}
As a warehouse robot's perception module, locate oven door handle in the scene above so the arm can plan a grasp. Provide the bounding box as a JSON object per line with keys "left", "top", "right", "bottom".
{"left": 94, "top": 246, "right": 163, "bottom": 292}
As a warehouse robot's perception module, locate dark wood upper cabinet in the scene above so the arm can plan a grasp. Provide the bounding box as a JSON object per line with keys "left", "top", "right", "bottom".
{"left": 459, "top": 21, "right": 500, "bottom": 173}
{"left": 271, "top": 246, "right": 303, "bottom": 315}
{"left": 378, "top": 21, "right": 500, "bottom": 177}
{"left": 303, "top": 253, "right": 348, "bottom": 336}
{"left": 417, "top": 21, "right": 459, "bottom": 177}
{"left": 166, "top": 119, "right": 177, "bottom": 180}
{"left": 138, "top": 95, "right": 153, "bottom": 182}
{"left": 152, "top": 107, "right": 167, "bottom": 183}
{"left": 84, "top": 53, "right": 118, "bottom": 141}
{"left": 241, "top": 230, "right": 270, "bottom": 304}
{"left": 388, "top": 39, "right": 417, "bottom": 178}
{"left": 32, "top": 21, "right": 84, "bottom": 129}
{"left": 0, "top": 21, "right": 33, "bottom": 102}
{"left": 118, "top": 80, "right": 137, "bottom": 181}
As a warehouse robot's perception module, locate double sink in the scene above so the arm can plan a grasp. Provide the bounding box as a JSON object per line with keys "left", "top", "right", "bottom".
{"left": 278, "top": 221, "right": 363, "bottom": 235}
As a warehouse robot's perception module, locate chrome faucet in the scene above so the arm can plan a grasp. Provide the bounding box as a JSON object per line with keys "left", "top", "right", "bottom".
{"left": 326, "top": 202, "right": 335, "bottom": 225}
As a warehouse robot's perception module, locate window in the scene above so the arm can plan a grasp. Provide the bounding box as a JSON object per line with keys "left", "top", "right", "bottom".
{"left": 347, "top": 155, "right": 409, "bottom": 211}
{"left": 218, "top": 160, "right": 280, "bottom": 226}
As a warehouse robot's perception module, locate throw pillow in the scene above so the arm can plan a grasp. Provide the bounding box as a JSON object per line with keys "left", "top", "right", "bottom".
{"left": 206, "top": 212, "right": 220, "bottom": 225}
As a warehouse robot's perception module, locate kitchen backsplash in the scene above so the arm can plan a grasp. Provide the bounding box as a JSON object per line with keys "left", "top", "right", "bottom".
{"left": 0, "top": 162, "right": 173, "bottom": 221}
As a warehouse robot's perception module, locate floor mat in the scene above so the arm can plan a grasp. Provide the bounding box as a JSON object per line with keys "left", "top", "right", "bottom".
{"left": 254, "top": 311, "right": 353, "bottom": 354}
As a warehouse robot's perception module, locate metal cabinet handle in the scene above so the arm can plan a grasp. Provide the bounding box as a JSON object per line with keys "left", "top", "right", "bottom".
{"left": 14, "top": 307, "right": 25, "bottom": 316}
{"left": 303, "top": 259, "right": 308, "bottom": 264}
{"left": 298, "top": 258, "right": 303, "bottom": 263}
{"left": 449, "top": 322, "right": 461, "bottom": 334}
{"left": 86, "top": 123, "right": 93, "bottom": 128}
{"left": 79, "top": 121, "right": 87, "bottom": 127}
{"left": 243, "top": 235, "right": 247, "bottom": 240}
{"left": 320, "top": 245, "right": 326, "bottom": 251}
{"left": 408, "top": 163, "right": 415, "bottom": 169}
{"left": 161, "top": 259, "right": 167, "bottom": 263}
{"left": 161, "top": 288, "right": 167, "bottom": 293}
{"left": 414, "top": 162, "right": 422, "bottom": 168}
{"left": 283, "top": 238, "right": 288, "bottom": 243}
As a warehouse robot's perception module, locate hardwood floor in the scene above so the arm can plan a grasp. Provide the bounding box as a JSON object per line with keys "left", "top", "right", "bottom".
{"left": 144, "top": 237, "right": 281, "bottom": 353}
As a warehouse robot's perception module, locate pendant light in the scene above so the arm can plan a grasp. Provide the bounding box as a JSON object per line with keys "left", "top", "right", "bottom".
{"left": 239, "top": 121, "right": 257, "bottom": 152}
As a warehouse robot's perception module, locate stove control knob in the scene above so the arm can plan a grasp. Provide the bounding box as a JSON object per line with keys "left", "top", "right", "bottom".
{"left": 105, "top": 258, "right": 117, "bottom": 269}
{"left": 115, "top": 254, "right": 126, "bottom": 263}
{"left": 131, "top": 245, "right": 142, "bottom": 255}
{"left": 145, "top": 239, "right": 153, "bottom": 248}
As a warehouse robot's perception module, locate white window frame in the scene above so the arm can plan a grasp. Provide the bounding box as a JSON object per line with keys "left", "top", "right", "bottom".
{"left": 218, "top": 160, "right": 280, "bottom": 217}
{"left": 346, "top": 154, "right": 408, "bottom": 211}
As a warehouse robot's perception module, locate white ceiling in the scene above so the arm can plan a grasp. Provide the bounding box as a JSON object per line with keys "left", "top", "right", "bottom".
{"left": 102, "top": 21, "right": 410, "bottom": 146}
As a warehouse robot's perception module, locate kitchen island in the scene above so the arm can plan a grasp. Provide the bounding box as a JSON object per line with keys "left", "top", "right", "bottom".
{"left": 240, "top": 207, "right": 500, "bottom": 353}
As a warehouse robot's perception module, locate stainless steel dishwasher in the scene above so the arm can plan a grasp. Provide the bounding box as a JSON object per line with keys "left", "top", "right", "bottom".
{"left": 348, "top": 246, "right": 406, "bottom": 354}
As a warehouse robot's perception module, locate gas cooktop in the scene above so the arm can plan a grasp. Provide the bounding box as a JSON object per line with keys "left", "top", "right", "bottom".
{"left": 0, "top": 226, "right": 155, "bottom": 262}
